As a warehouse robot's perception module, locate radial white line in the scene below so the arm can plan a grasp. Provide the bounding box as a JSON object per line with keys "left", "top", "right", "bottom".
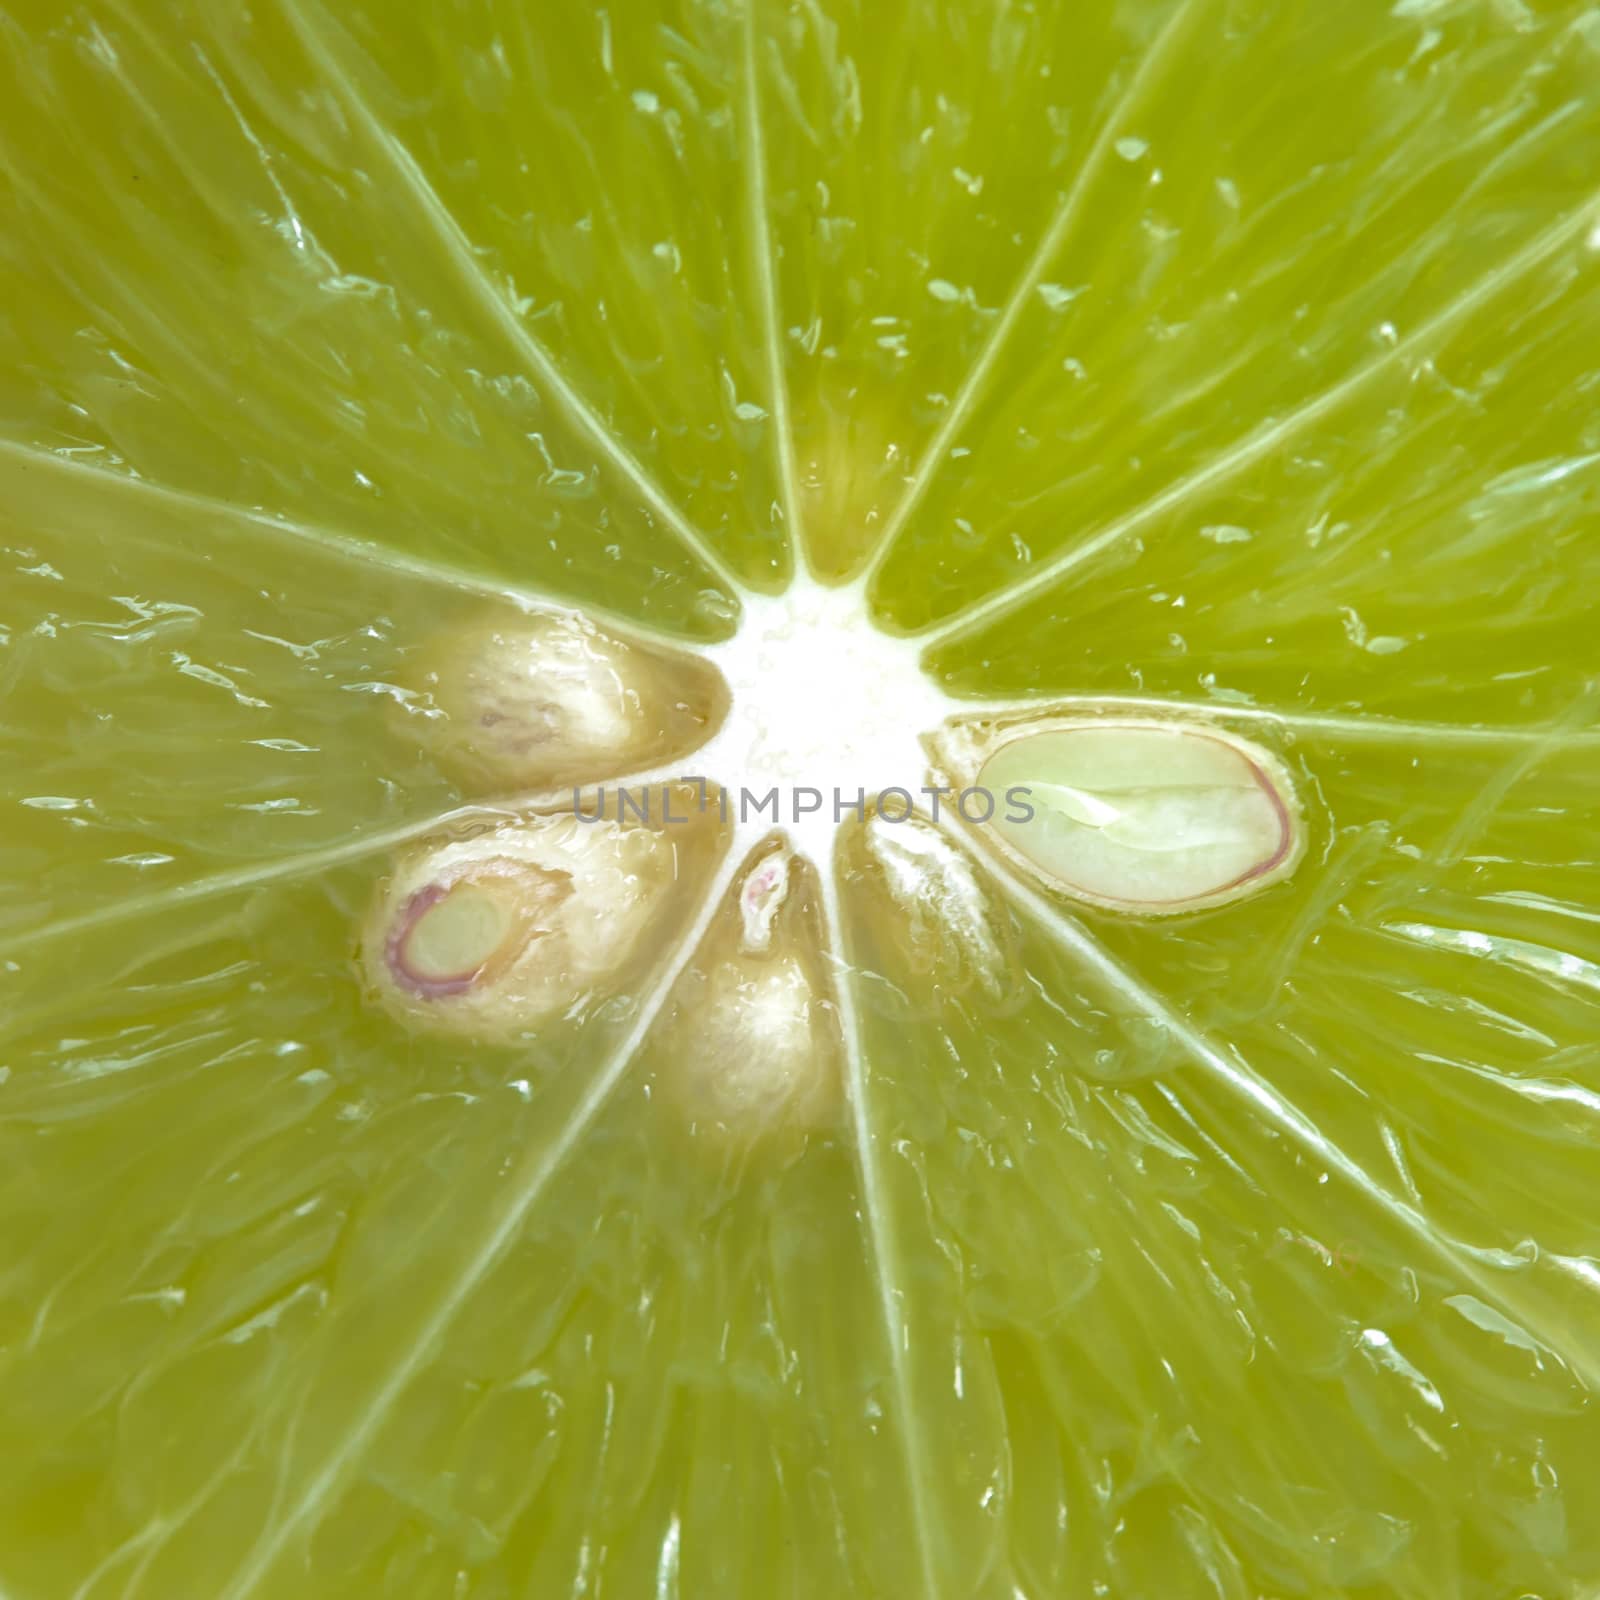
{"left": 1422, "top": 686, "right": 1597, "bottom": 871}
{"left": 0, "top": 440, "right": 518, "bottom": 603}
{"left": 277, "top": 0, "right": 748, "bottom": 600}
{"left": 914, "top": 190, "right": 1600, "bottom": 649}
{"left": 214, "top": 839, "right": 749, "bottom": 1600}
{"left": 857, "top": 0, "right": 1207, "bottom": 585}
{"left": 930, "top": 690, "right": 1600, "bottom": 748}
{"left": 0, "top": 439, "right": 713, "bottom": 654}
{"left": 0, "top": 806, "right": 510, "bottom": 963}
{"left": 1363, "top": 684, "right": 1597, "bottom": 919}
{"left": 815, "top": 868, "right": 942, "bottom": 1600}
{"left": 741, "top": 0, "right": 806, "bottom": 574}
{"left": 1, "top": 758, "right": 726, "bottom": 965}
{"left": 956, "top": 829, "right": 1600, "bottom": 1393}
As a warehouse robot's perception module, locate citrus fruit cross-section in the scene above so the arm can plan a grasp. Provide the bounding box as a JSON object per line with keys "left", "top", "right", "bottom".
{"left": 2, "top": 2, "right": 1600, "bottom": 1598}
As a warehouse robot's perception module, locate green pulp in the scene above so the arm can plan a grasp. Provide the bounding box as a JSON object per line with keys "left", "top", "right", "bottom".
{"left": 3, "top": 1, "right": 1600, "bottom": 1596}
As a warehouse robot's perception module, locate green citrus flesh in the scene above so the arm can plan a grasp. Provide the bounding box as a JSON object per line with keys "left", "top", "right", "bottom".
{"left": 3, "top": 3, "right": 1600, "bottom": 1599}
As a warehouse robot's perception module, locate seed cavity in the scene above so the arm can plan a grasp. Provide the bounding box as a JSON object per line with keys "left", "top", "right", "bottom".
{"left": 658, "top": 844, "right": 840, "bottom": 1147}
{"left": 841, "top": 813, "right": 1018, "bottom": 1008}
{"left": 941, "top": 715, "right": 1304, "bottom": 915}
{"left": 738, "top": 847, "right": 792, "bottom": 953}
{"left": 397, "top": 605, "right": 728, "bottom": 791}
{"left": 673, "top": 956, "right": 837, "bottom": 1136}
{"left": 362, "top": 810, "right": 682, "bottom": 1038}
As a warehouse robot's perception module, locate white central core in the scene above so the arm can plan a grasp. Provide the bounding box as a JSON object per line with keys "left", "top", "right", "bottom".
{"left": 700, "top": 577, "right": 956, "bottom": 857}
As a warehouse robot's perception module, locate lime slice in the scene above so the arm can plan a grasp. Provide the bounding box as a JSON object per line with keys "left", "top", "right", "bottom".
{"left": 4, "top": 2, "right": 1600, "bottom": 1598}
